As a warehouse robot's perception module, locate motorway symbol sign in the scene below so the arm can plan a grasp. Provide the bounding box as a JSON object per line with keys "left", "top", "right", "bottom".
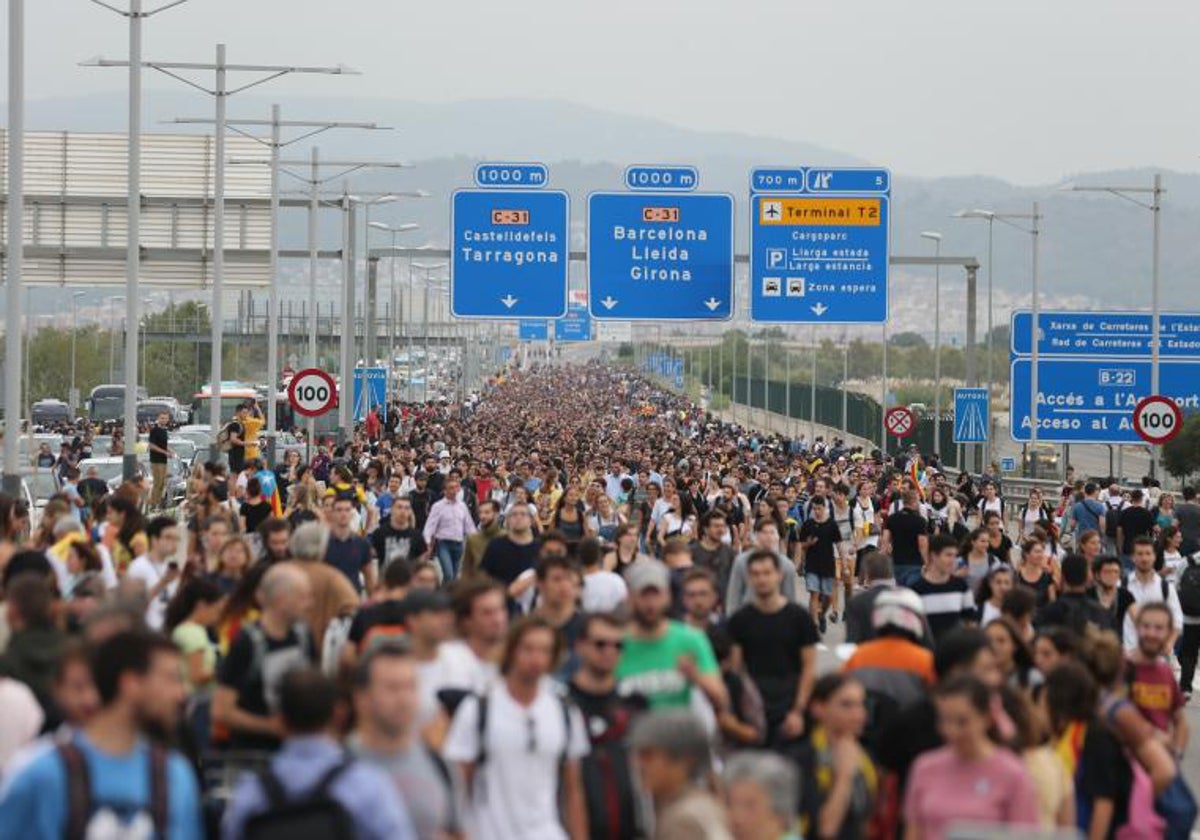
{"left": 1133, "top": 395, "right": 1183, "bottom": 445}
{"left": 750, "top": 166, "right": 890, "bottom": 324}
{"left": 953, "top": 388, "right": 990, "bottom": 443}
{"left": 353, "top": 367, "right": 388, "bottom": 422}
{"left": 885, "top": 406, "right": 915, "bottom": 438}
{"left": 1000, "top": 457, "right": 1016, "bottom": 472}
{"left": 1010, "top": 357, "right": 1200, "bottom": 444}
{"left": 555, "top": 305, "right": 591, "bottom": 342}
{"left": 518, "top": 320, "right": 549, "bottom": 341}
{"left": 1011, "top": 310, "right": 1200, "bottom": 359}
{"left": 587, "top": 178, "right": 734, "bottom": 321}
{"left": 451, "top": 164, "right": 569, "bottom": 319}
{"left": 287, "top": 368, "right": 337, "bottom": 418}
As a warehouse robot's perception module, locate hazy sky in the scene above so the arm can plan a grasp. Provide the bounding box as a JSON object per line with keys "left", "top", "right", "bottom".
{"left": 6, "top": 0, "right": 1200, "bottom": 184}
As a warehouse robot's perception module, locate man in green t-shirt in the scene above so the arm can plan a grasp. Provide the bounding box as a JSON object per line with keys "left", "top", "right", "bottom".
{"left": 616, "top": 560, "right": 729, "bottom": 714}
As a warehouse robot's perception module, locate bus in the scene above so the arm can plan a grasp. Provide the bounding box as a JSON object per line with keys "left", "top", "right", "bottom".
{"left": 87, "top": 384, "right": 148, "bottom": 423}
{"left": 190, "top": 383, "right": 298, "bottom": 431}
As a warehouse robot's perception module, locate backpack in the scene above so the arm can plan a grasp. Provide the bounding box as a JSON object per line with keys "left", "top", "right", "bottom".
{"left": 1102, "top": 697, "right": 1168, "bottom": 840}
{"left": 244, "top": 621, "right": 313, "bottom": 686}
{"left": 320, "top": 615, "right": 354, "bottom": 678}
{"left": 243, "top": 759, "right": 356, "bottom": 840}
{"left": 58, "top": 740, "right": 169, "bottom": 840}
{"left": 472, "top": 690, "right": 574, "bottom": 801}
{"left": 1105, "top": 499, "right": 1123, "bottom": 538}
{"left": 1178, "top": 554, "right": 1200, "bottom": 617}
{"left": 1121, "top": 573, "right": 1170, "bottom": 605}
{"left": 217, "top": 421, "right": 240, "bottom": 453}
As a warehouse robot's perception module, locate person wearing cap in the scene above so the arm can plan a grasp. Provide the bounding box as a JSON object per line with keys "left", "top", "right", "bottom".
{"left": 615, "top": 561, "right": 729, "bottom": 716}
{"left": 843, "top": 588, "right": 935, "bottom": 712}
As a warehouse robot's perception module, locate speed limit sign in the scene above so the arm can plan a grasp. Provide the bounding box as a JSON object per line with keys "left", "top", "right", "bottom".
{"left": 287, "top": 368, "right": 338, "bottom": 418}
{"left": 1132, "top": 395, "right": 1182, "bottom": 445}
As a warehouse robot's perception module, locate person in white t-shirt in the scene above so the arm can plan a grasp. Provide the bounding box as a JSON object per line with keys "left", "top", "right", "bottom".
{"left": 438, "top": 577, "right": 509, "bottom": 700}
{"left": 400, "top": 589, "right": 475, "bottom": 725}
{"left": 578, "top": 537, "right": 628, "bottom": 613}
{"left": 445, "top": 616, "right": 589, "bottom": 840}
{"left": 125, "top": 516, "right": 182, "bottom": 630}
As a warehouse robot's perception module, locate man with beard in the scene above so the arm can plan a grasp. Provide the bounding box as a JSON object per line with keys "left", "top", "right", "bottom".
{"left": 1127, "top": 602, "right": 1189, "bottom": 753}
{"left": 568, "top": 613, "right": 648, "bottom": 840}
{"left": 372, "top": 496, "right": 429, "bottom": 575}
{"left": 0, "top": 632, "right": 203, "bottom": 838}
{"left": 616, "top": 560, "right": 729, "bottom": 716}
{"left": 258, "top": 517, "right": 292, "bottom": 564}
{"left": 349, "top": 644, "right": 463, "bottom": 840}
{"left": 462, "top": 500, "right": 503, "bottom": 578}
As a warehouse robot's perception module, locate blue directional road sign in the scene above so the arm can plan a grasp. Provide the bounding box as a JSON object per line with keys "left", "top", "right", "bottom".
{"left": 587, "top": 187, "right": 734, "bottom": 321}
{"left": 1011, "top": 310, "right": 1200, "bottom": 359}
{"left": 953, "top": 387, "right": 990, "bottom": 443}
{"left": 451, "top": 164, "right": 569, "bottom": 319}
{"left": 353, "top": 366, "right": 388, "bottom": 422}
{"left": 518, "top": 320, "right": 549, "bottom": 341}
{"left": 750, "top": 167, "right": 890, "bottom": 324}
{"left": 1010, "top": 358, "right": 1200, "bottom": 444}
{"left": 555, "top": 305, "right": 591, "bottom": 342}
{"left": 1000, "top": 457, "right": 1017, "bottom": 473}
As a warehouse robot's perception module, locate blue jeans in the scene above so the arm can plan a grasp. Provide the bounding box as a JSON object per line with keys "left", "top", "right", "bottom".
{"left": 435, "top": 540, "right": 464, "bottom": 582}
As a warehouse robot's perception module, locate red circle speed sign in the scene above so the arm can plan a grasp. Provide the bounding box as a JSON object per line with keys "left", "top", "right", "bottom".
{"left": 287, "top": 368, "right": 337, "bottom": 418}
{"left": 885, "top": 406, "right": 916, "bottom": 439}
{"left": 1133, "top": 395, "right": 1182, "bottom": 445}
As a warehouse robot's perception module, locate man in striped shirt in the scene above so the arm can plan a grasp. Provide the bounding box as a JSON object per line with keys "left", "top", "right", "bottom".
{"left": 910, "top": 533, "right": 976, "bottom": 642}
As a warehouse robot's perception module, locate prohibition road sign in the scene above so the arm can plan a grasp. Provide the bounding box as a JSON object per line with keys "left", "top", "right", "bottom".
{"left": 1133, "top": 395, "right": 1183, "bottom": 445}
{"left": 287, "top": 368, "right": 338, "bottom": 418}
{"left": 885, "top": 406, "right": 916, "bottom": 439}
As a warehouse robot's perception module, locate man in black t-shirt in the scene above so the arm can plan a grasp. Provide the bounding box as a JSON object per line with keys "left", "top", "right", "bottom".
{"left": 344, "top": 560, "right": 413, "bottom": 670}
{"left": 883, "top": 489, "right": 929, "bottom": 586}
{"left": 798, "top": 498, "right": 841, "bottom": 634}
{"left": 224, "top": 404, "right": 248, "bottom": 473}
{"left": 371, "top": 496, "right": 428, "bottom": 575}
{"left": 214, "top": 564, "right": 316, "bottom": 750}
{"left": 1117, "top": 489, "right": 1156, "bottom": 561}
{"left": 569, "top": 613, "right": 649, "bottom": 840}
{"left": 480, "top": 505, "right": 541, "bottom": 589}
{"left": 728, "top": 549, "right": 819, "bottom": 746}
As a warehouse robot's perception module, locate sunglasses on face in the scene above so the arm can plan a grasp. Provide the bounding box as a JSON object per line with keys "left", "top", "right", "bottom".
{"left": 588, "top": 638, "right": 625, "bottom": 651}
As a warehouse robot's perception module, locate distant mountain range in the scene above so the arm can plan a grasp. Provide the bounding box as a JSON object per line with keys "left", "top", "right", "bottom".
{"left": 8, "top": 93, "right": 1200, "bottom": 316}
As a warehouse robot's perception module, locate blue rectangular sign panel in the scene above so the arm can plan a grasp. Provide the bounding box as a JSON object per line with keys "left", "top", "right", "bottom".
{"left": 587, "top": 192, "right": 734, "bottom": 321}
{"left": 451, "top": 188, "right": 569, "bottom": 319}
{"left": 953, "top": 387, "right": 990, "bottom": 443}
{"left": 555, "top": 306, "right": 591, "bottom": 342}
{"left": 518, "top": 320, "right": 549, "bottom": 341}
{"left": 1011, "top": 310, "right": 1200, "bottom": 359}
{"left": 353, "top": 367, "right": 388, "bottom": 422}
{"left": 1009, "top": 358, "right": 1200, "bottom": 443}
{"left": 1000, "top": 457, "right": 1016, "bottom": 472}
{"left": 750, "top": 166, "right": 890, "bottom": 324}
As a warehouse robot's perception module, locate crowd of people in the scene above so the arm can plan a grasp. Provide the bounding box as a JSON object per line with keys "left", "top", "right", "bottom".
{"left": 0, "top": 359, "right": 1197, "bottom": 839}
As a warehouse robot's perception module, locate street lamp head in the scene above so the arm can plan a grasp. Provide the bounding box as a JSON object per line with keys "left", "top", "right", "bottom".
{"left": 920, "top": 230, "right": 943, "bottom": 241}
{"left": 952, "top": 209, "right": 995, "bottom": 220}
{"left": 333, "top": 63, "right": 361, "bottom": 75}
{"left": 78, "top": 56, "right": 107, "bottom": 67}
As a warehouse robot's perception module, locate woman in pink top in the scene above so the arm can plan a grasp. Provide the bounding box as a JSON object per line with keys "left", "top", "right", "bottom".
{"left": 904, "top": 674, "right": 1040, "bottom": 840}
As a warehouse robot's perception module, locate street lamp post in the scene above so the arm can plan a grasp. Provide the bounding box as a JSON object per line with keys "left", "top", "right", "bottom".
{"left": 86, "top": 49, "right": 360, "bottom": 447}
{"left": 70, "top": 292, "right": 85, "bottom": 415}
{"left": 412, "top": 263, "right": 447, "bottom": 404}
{"left": 3, "top": 0, "right": 25, "bottom": 495}
{"left": 177, "top": 110, "right": 387, "bottom": 434}
{"left": 952, "top": 207, "right": 1041, "bottom": 471}
{"left": 1061, "top": 176, "right": 1164, "bottom": 478}
{"left": 368, "top": 221, "right": 421, "bottom": 399}
{"left": 921, "top": 231, "right": 944, "bottom": 454}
